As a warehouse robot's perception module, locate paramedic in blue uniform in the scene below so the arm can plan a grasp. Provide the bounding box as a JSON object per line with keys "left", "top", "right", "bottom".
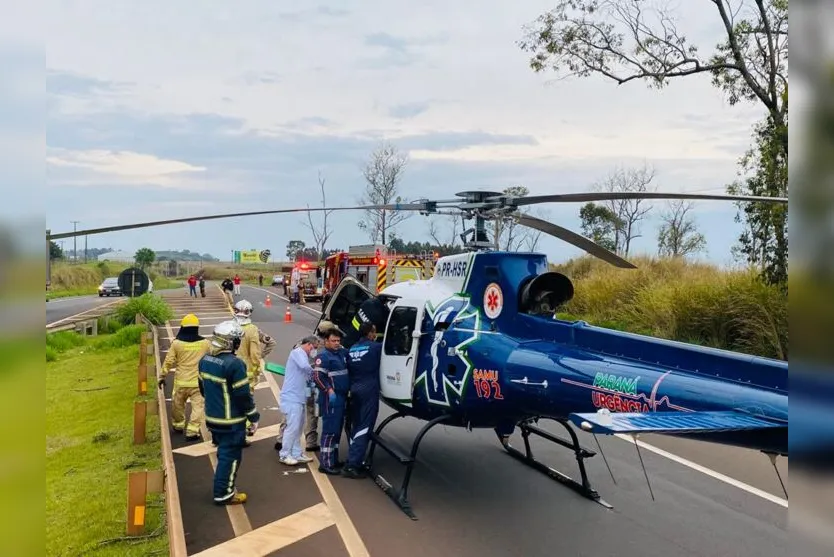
{"left": 198, "top": 320, "right": 260, "bottom": 505}
{"left": 312, "top": 328, "right": 350, "bottom": 474}
{"left": 342, "top": 322, "right": 383, "bottom": 478}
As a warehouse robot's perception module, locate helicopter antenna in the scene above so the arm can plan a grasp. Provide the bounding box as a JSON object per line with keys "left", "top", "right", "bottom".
{"left": 632, "top": 434, "right": 656, "bottom": 501}
{"left": 765, "top": 452, "right": 788, "bottom": 499}
{"left": 592, "top": 433, "right": 617, "bottom": 485}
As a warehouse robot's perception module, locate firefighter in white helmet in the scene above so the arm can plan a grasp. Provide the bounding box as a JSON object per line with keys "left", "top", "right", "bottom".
{"left": 233, "top": 299, "right": 276, "bottom": 438}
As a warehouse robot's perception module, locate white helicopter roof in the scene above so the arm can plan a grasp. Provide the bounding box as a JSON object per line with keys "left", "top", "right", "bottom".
{"left": 380, "top": 252, "right": 476, "bottom": 307}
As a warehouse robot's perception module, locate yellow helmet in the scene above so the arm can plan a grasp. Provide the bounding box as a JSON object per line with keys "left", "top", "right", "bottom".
{"left": 181, "top": 314, "right": 200, "bottom": 327}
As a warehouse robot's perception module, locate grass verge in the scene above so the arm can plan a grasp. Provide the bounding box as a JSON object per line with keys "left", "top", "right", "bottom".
{"left": 551, "top": 255, "right": 788, "bottom": 360}
{"left": 46, "top": 327, "right": 168, "bottom": 557}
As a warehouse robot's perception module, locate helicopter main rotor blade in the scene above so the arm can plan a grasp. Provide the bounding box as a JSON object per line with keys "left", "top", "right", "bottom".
{"left": 515, "top": 214, "right": 637, "bottom": 269}
{"left": 506, "top": 192, "right": 789, "bottom": 207}
{"left": 46, "top": 202, "right": 432, "bottom": 240}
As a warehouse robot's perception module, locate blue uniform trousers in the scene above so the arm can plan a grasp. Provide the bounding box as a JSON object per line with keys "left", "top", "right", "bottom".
{"left": 347, "top": 385, "right": 379, "bottom": 468}
{"left": 211, "top": 427, "right": 247, "bottom": 502}
{"left": 318, "top": 391, "right": 346, "bottom": 469}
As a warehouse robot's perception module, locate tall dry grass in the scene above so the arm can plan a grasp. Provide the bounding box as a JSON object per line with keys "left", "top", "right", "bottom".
{"left": 551, "top": 256, "right": 787, "bottom": 360}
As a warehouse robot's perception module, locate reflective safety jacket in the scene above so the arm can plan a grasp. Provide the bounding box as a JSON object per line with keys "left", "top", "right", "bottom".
{"left": 343, "top": 297, "right": 389, "bottom": 348}
{"left": 237, "top": 323, "right": 262, "bottom": 378}
{"left": 347, "top": 339, "right": 382, "bottom": 393}
{"left": 198, "top": 352, "right": 260, "bottom": 429}
{"left": 162, "top": 337, "right": 210, "bottom": 388}
{"left": 313, "top": 347, "right": 350, "bottom": 395}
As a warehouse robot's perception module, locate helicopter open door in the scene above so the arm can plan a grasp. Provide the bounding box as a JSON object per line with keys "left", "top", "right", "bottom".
{"left": 318, "top": 275, "right": 373, "bottom": 349}
{"left": 379, "top": 298, "right": 425, "bottom": 403}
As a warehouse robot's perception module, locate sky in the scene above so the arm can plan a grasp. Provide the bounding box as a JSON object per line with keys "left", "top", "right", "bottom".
{"left": 40, "top": 0, "right": 768, "bottom": 266}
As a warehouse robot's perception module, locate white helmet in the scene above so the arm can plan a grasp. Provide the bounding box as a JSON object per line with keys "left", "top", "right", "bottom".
{"left": 210, "top": 320, "right": 244, "bottom": 352}
{"left": 233, "top": 300, "right": 254, "bottom": 324}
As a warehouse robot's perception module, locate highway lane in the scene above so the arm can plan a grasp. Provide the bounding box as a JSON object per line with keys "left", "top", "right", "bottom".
{"left": 45, "top": 294, "right": 123, "bottom": 325}
{"left": 238, "top": 285, "right": 798, "bottom": 557}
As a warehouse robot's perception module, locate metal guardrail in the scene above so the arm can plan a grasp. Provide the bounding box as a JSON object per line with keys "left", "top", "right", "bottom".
{"left": 134, "top": 313, "right": 187, "bottom": 557}
{"left": 46, "top": 301, "right": 126, "bottom": 334}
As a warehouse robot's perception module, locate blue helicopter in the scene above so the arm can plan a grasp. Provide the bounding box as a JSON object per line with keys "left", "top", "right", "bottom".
{"left": 314, "top": 191, "right": 789, "bottom": 518}
{"left": 47, "top": 188, "right": 791, "bottom": 519}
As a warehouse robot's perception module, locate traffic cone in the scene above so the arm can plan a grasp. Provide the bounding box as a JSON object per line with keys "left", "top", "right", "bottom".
{"left": 284, "top": 306, "right": 292, "bottom": 323}
{"left": 265, "top": 295, "right": 272, "bottom": 307}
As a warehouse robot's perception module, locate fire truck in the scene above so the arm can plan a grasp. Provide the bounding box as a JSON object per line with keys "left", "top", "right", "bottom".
{"left": 321, "top": 245, "right": 437, "bottom": 307}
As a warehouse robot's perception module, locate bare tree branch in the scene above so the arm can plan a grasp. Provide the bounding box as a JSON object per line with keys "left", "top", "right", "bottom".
{"left": 592, "top": 163, "right": 657, "bottom": 255}
{"left": 301, "top": 171, "right": 334, "bottom": 260}
{"left": 657, "top": 200, "right": 707, "bottom": 257}
{"left": 357, "top": 142, "right": 412, "bottom": 245}
{"left": 518, "top": 0, "right": 787, "bottom": 127}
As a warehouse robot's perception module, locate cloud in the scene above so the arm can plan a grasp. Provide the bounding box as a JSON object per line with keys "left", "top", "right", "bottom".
{"left": 388, "top": 102, "right": 432, "bottom": 119}
{"left": 40, "top": 1, "right": 762, "bottom": 266}
{"left": 46, "top": 148, "right": 208, "bottom": 189}
{"left": 358, "top": 32, "right": 449, "bottom": 69}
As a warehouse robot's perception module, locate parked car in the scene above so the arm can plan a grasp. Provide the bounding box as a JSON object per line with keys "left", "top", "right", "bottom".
{"left": 98, "top": 277, "right": 121, "bottom": 297}
{"left": 271, "top": 274, "right": 284, "bottom": 287}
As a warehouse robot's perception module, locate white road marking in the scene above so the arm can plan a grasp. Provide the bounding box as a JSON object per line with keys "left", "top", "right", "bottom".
{"left": 615, "top": 434, "right": 788, "bottom": 508}
{"left": 174, "top": 424, "right": 283, "bottom": 457}
{"left": 189, "top": 502, "right": 335, "bottom": 557}
{"left": 247, "top": 284, "right": 789, "bottom": 508}
{"left": 263, "top": 364, "right": 370, "bottom": 556}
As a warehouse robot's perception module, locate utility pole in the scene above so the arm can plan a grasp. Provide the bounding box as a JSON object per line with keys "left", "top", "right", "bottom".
{"left": 84, "top": 234, "right": 88, "bottom": 263}
{"left": 70, "top": 221, "right": 80, "bottom": 263}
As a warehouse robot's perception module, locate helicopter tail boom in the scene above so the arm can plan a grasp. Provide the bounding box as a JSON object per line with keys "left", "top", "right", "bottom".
{"left": 569, "top": 409, "right": 785, "bottom": 436}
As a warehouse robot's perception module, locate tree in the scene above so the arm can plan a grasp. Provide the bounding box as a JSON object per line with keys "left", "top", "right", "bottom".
{"left": 134, "top": 247, "right": 155, "bottom": 269}
{"left": 518, "top": 0, "right": 788, "bottom": 278}
{"left": 357, "top": 142, "right": 411, "bottom": 244}
{"left": 593, "top": 165, "right": 657, "bottom": 255}
{"left": 518, "top": 0, "right": 787, "bottom": 147}
{"left": 301, "top": 171, "right": 334, "bottom": 260}
{"left": 657, "top": 200, "right": 707, "bottom": 257}
{"left": 579, "top": 202, "right": 620, "bottom": 252}
{"left": 428, "top": 214, "right": 462, "bottom": 248}
{"left": 49, "top": 240, "right": 63, "bottom": 260}
{"left": 728, "top": 115, "right": 787, "bottom": 285}
{"left": 286, "top": 240, "right": 305, "bottom": 261}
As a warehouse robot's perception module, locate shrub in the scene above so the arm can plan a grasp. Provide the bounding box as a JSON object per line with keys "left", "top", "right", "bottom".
{"left": 114, "top": 294, "right": 173, "bottom": 326}
{"left": 94, "top": 324, "right": 147, "bottom": 350}
{"left": 96, "top": 316, "right": 124, "bottom": 334}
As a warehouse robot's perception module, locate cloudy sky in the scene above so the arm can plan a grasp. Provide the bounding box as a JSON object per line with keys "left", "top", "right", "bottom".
{"left": 41, "top": 0, "right": 766, "bottom": 265}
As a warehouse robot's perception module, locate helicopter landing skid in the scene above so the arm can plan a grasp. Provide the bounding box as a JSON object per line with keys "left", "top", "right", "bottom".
{"left": 364, "top": 412, "right": 451, "bottom": 520}
{"left": 502, "top": 418, "right": 613, "bottom": 509}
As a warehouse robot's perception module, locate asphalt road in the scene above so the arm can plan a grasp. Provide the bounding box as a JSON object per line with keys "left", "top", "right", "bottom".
{"left": 45, "top": 293, "right": 123, "bottom": 325}
{"left": 231, "top": 284, "right": 801, "bottom": 557}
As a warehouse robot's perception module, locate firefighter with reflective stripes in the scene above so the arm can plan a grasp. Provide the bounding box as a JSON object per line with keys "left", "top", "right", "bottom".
{"left": 343, "top": 296, "right": 391, "bottom": 348}
{"left": 198, "top": 320, "right": 260, "bottom": 505}
{"left": 312, "top": 328, "right": 350, "bottom": 474}
{"left": 160, "top": 314, "right": 210, "bottom": 441}
{"left": 343, "top": 322, "right": 382, "bottom": 478}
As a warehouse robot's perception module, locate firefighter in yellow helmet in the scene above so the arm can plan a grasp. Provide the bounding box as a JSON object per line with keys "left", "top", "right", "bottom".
{"left": 159, "top": 314, "right": 211, "bottom": 440}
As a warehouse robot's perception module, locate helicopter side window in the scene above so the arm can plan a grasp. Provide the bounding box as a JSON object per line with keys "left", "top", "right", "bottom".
{"left": 384, "top": 306, "right": 418, "bottom": 356}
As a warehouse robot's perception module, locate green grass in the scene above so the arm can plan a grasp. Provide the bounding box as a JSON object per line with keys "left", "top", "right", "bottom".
{"left": 551, "top": 255, "right": 788, "bottom": 360}
{"left": 46, "top": 332, "right": 168, "bottom": 557}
